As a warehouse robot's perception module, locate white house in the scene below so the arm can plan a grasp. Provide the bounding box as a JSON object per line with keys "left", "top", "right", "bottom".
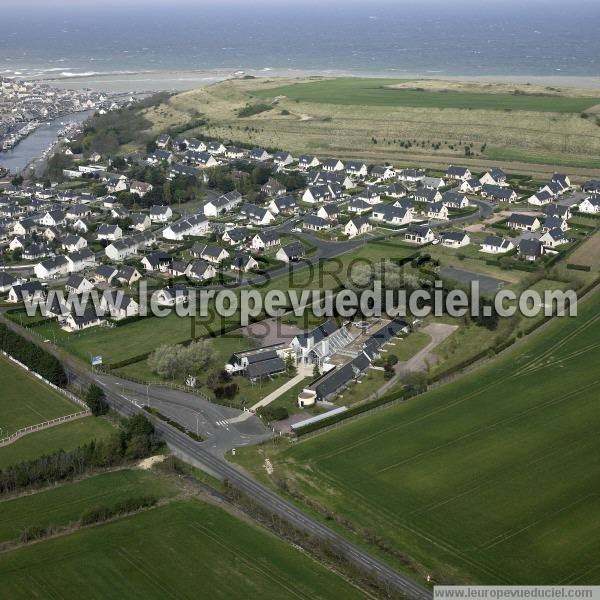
{"left": 39, "top": 210, "right": 65, "bottom": 227}
{"left": 276, "top": 241, "right": 305, "bottom": 263}
{"left": 345, "top": 161, "right": 368, "bottom": 178}
{"left": 446, "top": 166, "right": 472, "bottom": 181}
{"left": 65, "top": 274, "right": 94, "bottom": 295}
{"left": 440, "top": 231, "right": 470, "bottom": 248}
{"left": 130, "top": 181, "right": 153, "bottom": 197}
{"left": 479, "top": 168, "right": 507, "bottom": 187}
{"left": 322, "top": 159, "right": 345, "bottom": 172}
{"left": 100, "top": 291, "right": 140, "bottom": 320}
{"left": 344, "top": 216, "right": 373, "bottom": 239}
{"left": 506, "top": 214, "right": 541, "bottom": 232}
{"left": 404, "top": 224, "right": 435, "bottom": 245}
{"left": 540, "top": 228, "right": 569, "bottom": 248}
{"left": 370, "top": 165, "right": 395, "bottom": 181}
{"left": 105, "top": 239, "right": 139, "bottom": 261}
{"left": 191, "top": 243, "right": 230, "bottom": 264}
{"left": 426, "top": 202, "right": 449, "bottom": 220}
{"left": 240, "top": 203, "right": 275, "bottom": 226}
{"left": 273, "top": 151, "right": 294, "bottom": 167}
{"left": 61, "top": 234, "right": 88, "bottom": 253}
{"left": 187, "top": 260, "right": 217, "bottom": 281}
{"left": 371, "top": 205, "right": 411, "bottom": 226}
{"left": 150, "top": 205, "right": 173, "bottom": 223}
{"left": 34, "top": 255, "right": 70, "bottom": 279}
{"left": 251, "top": 231, "right": 280, "bottom": 251}
{"left": 298, "top": 155, "right": 320, "bottom": 171}
{"left": 480, "top": 235, "right": 514, "bottom": 254}
{"left": 578, "top": 196, "right": 600, "bottom": 214}
{"left": 203, "top": 191, "right": 242, "bottom": 218}
{"left": 163, "top": 214, "right": 209, "bottom": 241}
{"left": 97, "top": 224, "right": 123, "bottom": 241}
{"left": 207, "top": 141, "right": 227, "bottom": 155}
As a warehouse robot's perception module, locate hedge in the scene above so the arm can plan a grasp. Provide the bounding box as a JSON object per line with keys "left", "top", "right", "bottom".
{"left": 0, "top": 323, "right": 67, "bottom": 387}
{"left": 566, "top": 263, "right": 591, "bottom": 272}
{"left": 294, "top": 389, "right": 411, "bottom": 436}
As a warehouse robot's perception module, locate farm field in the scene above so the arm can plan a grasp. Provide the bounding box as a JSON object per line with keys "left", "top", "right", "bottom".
{"left": 234, "top": 288, "right": 600, "bottom": 584}
{"left": 143, "top": 77, "right": 600, "bottom": 173}
{"left": 0, "top": 356, "right": 81, "bottom": 436}
{"left": 0, "top": 469, "right": 179, "bottom": 544}
{"left": 0, "top": 417, "right": 115, "bottom": 469}
{"left": 0, "top": 499, "right": 363, "bottom": 599}
{"left": 250, "top": 78, "right": 600, "bottom": 113}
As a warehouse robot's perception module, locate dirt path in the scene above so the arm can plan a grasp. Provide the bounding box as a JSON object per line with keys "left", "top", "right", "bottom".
{"left": 376, "top": 323, "right": 458, "bottom": 396}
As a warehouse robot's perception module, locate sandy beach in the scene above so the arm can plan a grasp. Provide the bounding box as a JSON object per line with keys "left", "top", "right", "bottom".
{"left": 33, "top": 68, "right": 600, "bottom": 94}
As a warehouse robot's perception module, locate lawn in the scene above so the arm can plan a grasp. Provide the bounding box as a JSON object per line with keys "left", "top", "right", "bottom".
{"left": 0, "top": 469, "right": 179, "bottom": 544}
{"left": 251, "top": 78, "right": 600, "bottom": 113}
{"left": 0, "top": 417, "right": 116, "bottom": 469}
{"left": 234, "top": 289, "right": 600, "bottom": 585}
{"left": 0, "top": 356, "right": 81, "bottom": 436}
{"left": 0, "top": 499, "right": 363, "bottom": 599}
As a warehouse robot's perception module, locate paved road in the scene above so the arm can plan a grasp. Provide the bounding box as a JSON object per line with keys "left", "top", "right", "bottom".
{"left": 0, "top": 313, "right": 431, "bottom": 600}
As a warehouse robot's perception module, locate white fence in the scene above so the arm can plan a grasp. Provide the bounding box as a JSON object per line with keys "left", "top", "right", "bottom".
{"left": 0, "top": 350, "right": 91, "bottom": 447}
{"left": 0, "top": 411, "right": 89, "bottom": 448}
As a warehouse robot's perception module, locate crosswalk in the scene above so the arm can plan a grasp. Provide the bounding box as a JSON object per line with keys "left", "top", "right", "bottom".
{"left": 215, "top": 419, "right": 230, "bottom": 428}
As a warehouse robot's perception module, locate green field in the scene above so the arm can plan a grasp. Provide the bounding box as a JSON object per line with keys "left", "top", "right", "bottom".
{"left": 0, "top": 469, "right": 178, "bottom": 544}
{"left": 152, "top": 77, "right": 600, "bottom": 172}
{"left": 0, "top": 356, "right": 81, "bottom": 436}
{"left": 0, "top": 417, "right": 116, "bottom": 469}
{"left": 0, "top": 499, "right": 363, "bottom": 599}
{"left": 235, "top": 289, "right": 600, "bottom": 584}
{"left": 251, "top": 78, "right": 600, "bottom": 113}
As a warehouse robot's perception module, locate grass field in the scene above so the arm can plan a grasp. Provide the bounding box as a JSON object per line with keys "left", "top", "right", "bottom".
{"left": 0, "top": 417, "right": 116, "bottom": 469}
{"left": 140, "top": 76, "right": 600, "bottom": 174}
{"left": 0, "top": 499, "right": 363, "bottom": 599}
{"left": 0, "top": 356, "right": 81, "bottom": 436}
{"left": 0, "top": 469, "right": 179, "bottom": 544}
{"left": 251, "top": 78, "right": 600, "bottom": 113}
{"left": 234, "top": 289, "right": 600, "bottom": 584}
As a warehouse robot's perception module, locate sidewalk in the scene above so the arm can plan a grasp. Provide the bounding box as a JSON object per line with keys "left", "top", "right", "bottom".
{"left": 250, "top": 366, "right": 311, "bottom": 411}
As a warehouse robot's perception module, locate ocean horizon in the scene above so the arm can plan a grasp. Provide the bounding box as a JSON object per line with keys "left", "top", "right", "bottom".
{"left": 2, "top": 0, "right": 600, "bottom": 90}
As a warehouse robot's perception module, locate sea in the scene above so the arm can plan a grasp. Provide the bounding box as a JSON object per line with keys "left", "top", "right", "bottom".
{"left": 2, "top": 0, "right": 600, "bottom": 91}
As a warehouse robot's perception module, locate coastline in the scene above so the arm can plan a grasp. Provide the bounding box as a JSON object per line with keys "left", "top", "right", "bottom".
{"left": 21, "top": 67, "right": 600, "bottom": 94}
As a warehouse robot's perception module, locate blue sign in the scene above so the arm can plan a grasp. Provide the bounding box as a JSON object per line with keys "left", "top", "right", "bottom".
{"left": 91, "top": 356, "right": 103, "bottom": 366}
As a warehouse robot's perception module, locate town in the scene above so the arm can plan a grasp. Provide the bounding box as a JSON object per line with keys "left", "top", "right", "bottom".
{"left": 1, "top": 109, "right": 598, "bottom": 431}
{"left": 0, "top": 77, "right": 128, "bottom": 152}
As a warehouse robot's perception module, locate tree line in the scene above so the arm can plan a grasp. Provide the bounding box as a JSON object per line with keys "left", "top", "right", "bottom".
{"left": 0, "top": 414, "right": 161, "bottom": 495}
{"left": 0, "top": 324, "right": 67, "bottom": 387}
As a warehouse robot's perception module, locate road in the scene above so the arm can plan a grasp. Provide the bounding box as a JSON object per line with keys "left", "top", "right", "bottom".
{"left": 0, "top": 312, "right": 432, "bottom": 600}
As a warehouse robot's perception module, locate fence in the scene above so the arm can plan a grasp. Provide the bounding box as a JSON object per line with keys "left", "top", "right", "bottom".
{"left": 0, "top": 411, "right": 89, "bottom": 448}
{"left": 0, "top": 350, "right": 91, "bottom": 447}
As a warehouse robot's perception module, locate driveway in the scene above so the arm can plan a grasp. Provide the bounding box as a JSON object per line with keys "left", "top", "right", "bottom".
{"left": 376, "top": 323, "right": 458, "bottom": 396}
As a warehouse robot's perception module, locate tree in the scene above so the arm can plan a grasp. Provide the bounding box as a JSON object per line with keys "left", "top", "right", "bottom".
{"left": 147, "top": 340, "right": 214, "bottom": 382}
{"left": 312, "top": 363, "right": 320, "bottom": 378}
{"left": 285, "top": 354, "right": 297, "bottom": 378}
{"left": 85, "top": 384, "right": 109, "bottom": 416}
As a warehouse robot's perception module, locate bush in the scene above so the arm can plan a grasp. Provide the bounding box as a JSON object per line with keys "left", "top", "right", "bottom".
{"left": 85, "top": 384, "right": 109, "bottom": 416}
{"left": 80, "top": 495, "right": 157, "bottom": 526}
{"left": 257, "top": 406, "right": 289, "bottom": 422}
{"left": 237, "top": 103, "right": 272, "bottom": 118}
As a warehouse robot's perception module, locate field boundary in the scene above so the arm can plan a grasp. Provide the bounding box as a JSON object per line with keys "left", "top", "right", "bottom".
{"left": 0, "top": 350, "right": 91, "bottom": 447}
{"left": 0, "top": 410, "right": 90, "bottom": 448}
